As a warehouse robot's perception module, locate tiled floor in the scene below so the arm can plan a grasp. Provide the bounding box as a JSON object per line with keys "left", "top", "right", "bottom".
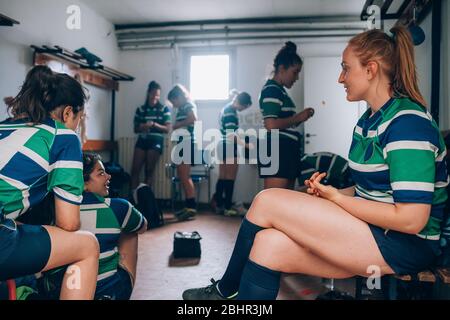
{"left": 131, "top": 210, "right": 356, "bottom": 300}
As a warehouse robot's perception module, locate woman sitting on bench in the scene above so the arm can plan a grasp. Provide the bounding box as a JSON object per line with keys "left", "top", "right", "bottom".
{"left": 0, "top": 65, "right": 99, "bottom": 300}
{"left": 43, "top": 153, "right": 147, "bottom": 300}
{"left": 182, "top": 25, "right": 449, "bottom": 300}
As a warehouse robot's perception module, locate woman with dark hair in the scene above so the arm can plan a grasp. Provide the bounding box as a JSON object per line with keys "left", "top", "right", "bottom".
{"left": 214, "top": 91, "right": 253, "bottom": 216}
{"left": 42, "top": 153, "right": 147, "bottom": 300}
{"left": 258, "top": 41, "right": 314, "bottom": 190}
{"left": 168, "top": 84, "right": 198, "bottom": 221}
{"left": 130, "top": 81, "right": 171, "bottom": 190}
{"left": 0, "top": 65, "right": 99, "bottom": 299}
{"left": 183, "top": 26, "right": 448, "bottom": 300}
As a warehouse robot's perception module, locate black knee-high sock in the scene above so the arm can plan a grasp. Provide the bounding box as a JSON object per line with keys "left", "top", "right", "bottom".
{"left": 217, "top": 218, "right": 264, "bottom": 297}
{"left": 185, "top": 198, "right": 196, "bottom": 209}
{"left": 223, "top": 180, "right": 235, "bottom": 210}
{"left": 237, "top": 260, "right": 281, "bottom": 300}
{"left": 215, "top": 179, "right": 225, "bottom": 208}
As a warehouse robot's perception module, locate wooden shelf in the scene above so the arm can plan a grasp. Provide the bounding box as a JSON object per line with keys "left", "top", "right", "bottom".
{"left": 31, "top": 45, "right": 134, "bottom": 91}
{"left": 82, "top": 140, "right": 118, "bottom": 152}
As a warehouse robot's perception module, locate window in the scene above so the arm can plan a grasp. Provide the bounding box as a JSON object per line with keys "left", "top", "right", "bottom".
{"left": 189, "top": 54, "right": 230, "bottom": 100}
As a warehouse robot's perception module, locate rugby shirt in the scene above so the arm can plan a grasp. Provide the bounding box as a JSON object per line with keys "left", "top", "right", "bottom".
{"left": 0, "top": 117, "right": 84, "bottom": 220}
{"left": 299, "top": 152, "right": 352, "bottom": 188}
{"left": 220, "top": 103, "right": 239, "bottom": 144}
{"left": 173, "top": 101, "right": 197, "bottom": 142}
{"left": 79, "top": 192, "right": 146, "bottom": 283}
{"left": 348, "top": 98, "right": 449, "bottom": 240}
{"left": 133, "top": 102, "right": 171, "bottom": 142}
{"left": 259, "top": 79, "right": 300, "bottom": 141}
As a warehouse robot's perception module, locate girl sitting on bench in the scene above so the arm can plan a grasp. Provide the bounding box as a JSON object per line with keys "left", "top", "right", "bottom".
{"left": 182, "top": 25, "right": 448, "bottom": 300}
{"left": 0, "top": 65, "right": 99, "bottom": 300}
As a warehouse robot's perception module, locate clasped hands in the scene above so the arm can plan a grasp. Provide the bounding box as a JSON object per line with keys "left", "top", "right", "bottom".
{"left": 304, "top": 172, "right": 342, "bottom": 203}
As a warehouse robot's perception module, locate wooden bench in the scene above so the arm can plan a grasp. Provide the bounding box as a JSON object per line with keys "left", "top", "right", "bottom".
{"left": 354, "top": 267, "right": 450, "bottom": 299}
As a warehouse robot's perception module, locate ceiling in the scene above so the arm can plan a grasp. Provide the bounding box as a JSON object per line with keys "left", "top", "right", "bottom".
{"left": 82, "top": 0, "right": 367, "bottom": 26}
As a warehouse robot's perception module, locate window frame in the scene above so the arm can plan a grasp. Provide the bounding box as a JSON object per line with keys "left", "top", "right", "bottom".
{"left": 182, "top": 47, "right": 236, "bottom": 106}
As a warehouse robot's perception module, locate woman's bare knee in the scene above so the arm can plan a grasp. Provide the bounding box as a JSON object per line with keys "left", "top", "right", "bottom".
{"left": 249, "top": 229, "right": 287, "bottom": 271}
{"left": 247, "top": 188, "right": 285, "bottom": 223}
{"left": 76, "top": 231, "right": 100, "bottom": 259}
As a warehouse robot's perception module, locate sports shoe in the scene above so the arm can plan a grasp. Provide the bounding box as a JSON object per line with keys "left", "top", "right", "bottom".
{"left": 182, "top": 278, "right": 237, "bottom": 300}
{"left": 224, "top": 209, "right": 239, "bottom": 217}
{"left": 231, "top": 202, "right": 247, "bottom": 216}
{"left": 174, "top": 208, "right": 196, "bottom": 221}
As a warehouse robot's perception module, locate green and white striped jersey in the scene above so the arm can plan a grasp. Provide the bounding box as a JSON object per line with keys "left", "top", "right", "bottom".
{"left": 259, "top": 79, "right": 300, "bottom": 141}
{"left": 80, "top": 192, "right": 145, "bottom": 283}
{"left": 220, "top": 103, "right": 239, "bottom": 143}
{"left": 348, "top": 98, "right": 449, "bottom": 240}
{"left": 0, "top": 117, "right": 84, "bottom": 220}
{"left": 172, "top": 101, "right": 197, "bottom": 142}
{"left": 133, "top": 102, "right": 171, "bottom": 142}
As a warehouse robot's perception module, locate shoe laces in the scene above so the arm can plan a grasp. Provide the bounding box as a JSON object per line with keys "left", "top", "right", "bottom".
{"left": 204, "top": 278, "right": 219, "bottom": 294}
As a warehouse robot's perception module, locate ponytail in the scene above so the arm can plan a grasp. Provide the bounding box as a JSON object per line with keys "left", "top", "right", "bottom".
{"left": 348, "top": 26, "right": 426, "bottom": 107}
{"left": 9, "top": 65, "right": 87, "bottom": 123}
{"left": 390, "top": 26, "right": 426, "bottom": 106}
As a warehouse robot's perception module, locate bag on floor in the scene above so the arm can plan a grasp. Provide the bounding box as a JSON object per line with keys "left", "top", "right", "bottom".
{"left": 173, "top": 231, "right": 202, "bottom": 258}
{"left": 132, "top": 183, "right": 163, "bottom": 229}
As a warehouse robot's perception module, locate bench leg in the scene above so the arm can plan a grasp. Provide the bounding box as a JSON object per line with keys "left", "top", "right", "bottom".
{"left": 354, "top": 276, "right": 364, "bottom": 300}
{"left": 387, "top": 276, "right": 398, "bottom": 300}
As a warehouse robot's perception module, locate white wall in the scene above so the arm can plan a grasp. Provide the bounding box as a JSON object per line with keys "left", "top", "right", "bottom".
{"left": 384, "top": 15, "right": 433, "bottom": 116}
{"left": 415, "top": 12, "right": 433, "bottom": 109}
{"left": 117, "top": 40, "right": 349, "bottom": 203}
{"left": 0, "top": 0, "right": 119, "bottom": 141}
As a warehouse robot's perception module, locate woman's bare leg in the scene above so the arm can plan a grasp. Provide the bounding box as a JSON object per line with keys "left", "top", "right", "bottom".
{"left": 118, "top": 233, "right": 138, "bottom": 286}
{"left": 177, "top": 163, "right": 195, "bottom": 199}
{"left": 246, "top": 189, "right": 394, "bottom": 276}
{"left": 42, "top": 227, "right": 100, "bottom": 300}
{"left": 223, "top": 162, "right": 238, "bottom": 180}
{"left": 130, "top": 148, "right": 146, "bottom": 190}
{"left": 250, "top": 228, "right": 353, "bottom": 278}
{"left": 145, "top": 150, "right": 160, "bottom": 187}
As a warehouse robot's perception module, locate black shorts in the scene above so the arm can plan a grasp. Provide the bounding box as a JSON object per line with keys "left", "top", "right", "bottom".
{"left": 369, "top": 224, "right": 441, "bottom": 275}
{"left": 0, "top": 218, "right": 51, "bottom": 281}
{"left": 135, "top": 137, "right": 163, "bottom": 153}
{"left": 216, "top": 140, "right": 239, "bottom": 163}
{"left": 257, "top": 135, "right": 301, "bottom": 179}
{"left": 171, "top": 137, "right": 198, "bottom": 165}
{"left": 39, "top": 265, "right": 134, "bottom": 300}
{"left": 95, "top": 267, "right": 134, "bottom": 300}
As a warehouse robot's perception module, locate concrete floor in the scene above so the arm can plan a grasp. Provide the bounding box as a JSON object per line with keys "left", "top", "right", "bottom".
{"left": 131, "top": 210, "right": 357, "bottom": 300}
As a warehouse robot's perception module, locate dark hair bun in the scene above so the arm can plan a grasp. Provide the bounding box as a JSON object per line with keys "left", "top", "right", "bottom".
{"left": 284, "top": 41, "right": 297, "bottom": 53}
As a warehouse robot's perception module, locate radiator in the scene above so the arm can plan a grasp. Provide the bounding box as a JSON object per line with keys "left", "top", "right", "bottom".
{"left": 118, "top": 136, "right": 172, "bottom": 199}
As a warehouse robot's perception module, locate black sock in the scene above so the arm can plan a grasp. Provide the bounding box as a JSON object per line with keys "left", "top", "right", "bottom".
{"left": 185, "top": 198, "right": 196, "bottom": 209}
{"left": 223, "top": 180, "right": 235, "bottom": 210}
{"left": 217, "top": 218, "right": 264, "bottom": 297}
{"left": 237, "top": 260, "right": 281, "bottom": 300}
{"left": 215, "top": 179, "right": 225, "bottom": 208}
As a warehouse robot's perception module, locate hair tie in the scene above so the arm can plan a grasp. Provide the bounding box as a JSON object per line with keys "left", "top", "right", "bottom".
{"left": 389, "top": 32, "right": 396, "bottom": 42}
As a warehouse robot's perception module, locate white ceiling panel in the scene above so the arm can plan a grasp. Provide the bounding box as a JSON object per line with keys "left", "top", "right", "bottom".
{"left": 81, "top": 0, "right": 367, "bottom": 25}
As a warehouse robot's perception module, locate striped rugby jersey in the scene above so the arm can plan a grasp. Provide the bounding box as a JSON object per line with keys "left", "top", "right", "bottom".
{"left": 299, "top": 152, "right": 353, "bottom": 189}
{"left": 220, "top": 103, "right": 239, "bottom": 143}
{"left": 0, "top": 118, "right": 84, "bottom": 220}
{"left": 173, "top": 101, "right": 197, "bottom": 142}
{"left": 348, "top": 98, "right": 449, "bottom": 240}
{"left": 133, "top": 102, "right": 171, "bottom": 142}
{"left": 259, "top": 79, "right": 300, "bottom": 141}
{"left": 80, "top": 192, "right": 146, "bottom": 283}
